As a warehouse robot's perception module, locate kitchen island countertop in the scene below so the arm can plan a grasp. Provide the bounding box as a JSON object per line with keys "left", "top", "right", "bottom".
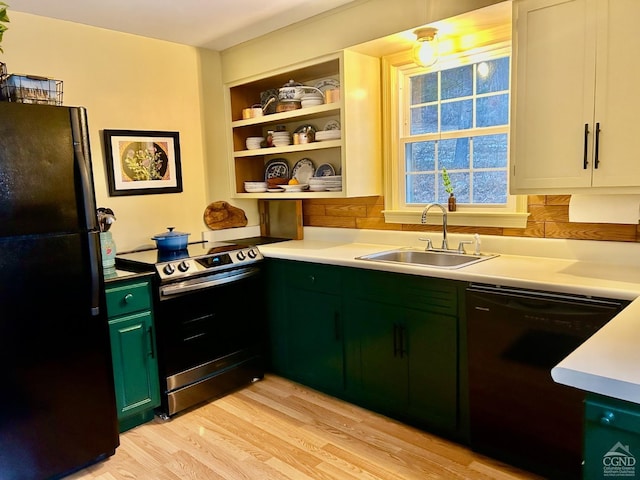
{"left": 257, "top": 227, "right": 640, "bottom": 405}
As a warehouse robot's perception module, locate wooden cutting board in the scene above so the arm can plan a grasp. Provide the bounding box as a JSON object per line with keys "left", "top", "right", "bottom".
{"left": 203, "top": 201, "right": 248, "bottom": 230}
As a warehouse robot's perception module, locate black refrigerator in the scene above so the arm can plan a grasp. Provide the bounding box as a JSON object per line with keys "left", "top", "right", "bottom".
{"left": 0, "top": 102, "right": 119, "bottom": 479}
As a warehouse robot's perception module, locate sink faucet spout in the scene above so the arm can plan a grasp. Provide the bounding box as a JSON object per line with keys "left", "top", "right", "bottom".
{"left": 421, "top": 203, "right": 448, "bottom": 250}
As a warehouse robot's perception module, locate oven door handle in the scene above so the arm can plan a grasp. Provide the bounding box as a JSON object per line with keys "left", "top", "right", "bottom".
{"left": 160, "top": 267, "right": 260, "bottom": 298}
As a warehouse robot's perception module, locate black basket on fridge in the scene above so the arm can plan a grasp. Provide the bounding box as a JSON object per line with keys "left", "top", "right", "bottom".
{"left": 0, "top": 71, "right": 63, "bottom": 105}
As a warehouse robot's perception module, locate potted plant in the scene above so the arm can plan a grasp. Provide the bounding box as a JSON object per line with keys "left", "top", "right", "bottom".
{"left": 0, "top": 2, "right": 9, "bottom": 54}
{"left": 0, "top": 2, "right": 9, "bottom": 81}
{"left": 442, "top": 167, "right": 456, "bottom": 211}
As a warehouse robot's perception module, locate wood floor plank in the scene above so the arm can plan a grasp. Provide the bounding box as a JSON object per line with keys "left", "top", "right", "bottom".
{"left": 66, "top": 375, "right": 543, "bottom": 480}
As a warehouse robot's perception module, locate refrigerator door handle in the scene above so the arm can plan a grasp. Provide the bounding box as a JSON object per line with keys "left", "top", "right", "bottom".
{"left": 70, "top": 107, "right": 99, "bottom": 231}
{"left": 89, "top": 233, "right": 102, "bottom": 316}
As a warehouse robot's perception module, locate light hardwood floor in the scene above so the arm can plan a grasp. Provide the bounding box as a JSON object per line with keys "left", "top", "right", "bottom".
{"left": 67, "top": 375, "right": 542, "bottom": 480}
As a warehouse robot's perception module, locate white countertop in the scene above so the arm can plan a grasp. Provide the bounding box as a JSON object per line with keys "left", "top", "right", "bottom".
{"left": 256, "top": 227, "right": 640, "bottom": 404}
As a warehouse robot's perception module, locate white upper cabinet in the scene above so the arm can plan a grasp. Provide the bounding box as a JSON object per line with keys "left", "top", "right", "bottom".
{"left": 510, "top": 0, "right": 640, "bottom": 194}
{"left": 225, "top": 50, "right": 382, "bottom": 199}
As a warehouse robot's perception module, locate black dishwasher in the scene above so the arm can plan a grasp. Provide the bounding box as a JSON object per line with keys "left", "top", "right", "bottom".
{"left": 466, "top": 283, "right": 629, "bottom": 480}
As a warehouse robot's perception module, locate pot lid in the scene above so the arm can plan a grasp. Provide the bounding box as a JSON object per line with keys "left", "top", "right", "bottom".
{"left": 282, "top": 79, "right": 301, "bottom": 87}
{"left": 152, "top": 227, "right": 190, "bottom": 239}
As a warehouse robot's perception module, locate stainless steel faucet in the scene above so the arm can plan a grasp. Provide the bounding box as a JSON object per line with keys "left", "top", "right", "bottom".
{"left": 421, "top": 203, "right": 449, "bottom": 250}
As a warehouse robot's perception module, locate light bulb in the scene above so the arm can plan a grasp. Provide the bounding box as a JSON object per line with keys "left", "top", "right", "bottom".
{"left": 413, "top": 27, "right": 438, "bottom": 67}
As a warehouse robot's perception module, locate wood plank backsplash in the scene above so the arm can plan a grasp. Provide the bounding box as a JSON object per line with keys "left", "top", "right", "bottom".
{"left": 302, "top": 195, "right": 640, "bottom": 242}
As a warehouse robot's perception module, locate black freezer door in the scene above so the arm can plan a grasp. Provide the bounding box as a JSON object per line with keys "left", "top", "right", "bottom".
{"left": 0, "top": 102, "right": 98, "bottom": 238}
{"left": 0, "top": 231, "right": 119, "bottom": 480}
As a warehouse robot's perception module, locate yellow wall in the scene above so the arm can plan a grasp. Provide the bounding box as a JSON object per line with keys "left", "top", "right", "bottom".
{"left": 2, "top": 12, "right": 217, "bottom": 251}
{"left": 3, "top": 0, "right": 505, "bottom": 251}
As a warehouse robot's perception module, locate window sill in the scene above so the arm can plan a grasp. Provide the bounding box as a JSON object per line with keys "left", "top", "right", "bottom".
{"left": 382, "top": 210, "right": 530, "bottom": 228}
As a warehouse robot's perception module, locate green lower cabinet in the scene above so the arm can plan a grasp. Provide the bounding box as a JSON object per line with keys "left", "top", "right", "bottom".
{"left": 266, "top": 259, "right": 345, "bottom": 395}
{"left": 266, "top": 259, "right": 461, "bottom": 437}
{"left": 106, "top": 277, "right": 160, "bottom": 432}
{"left": 286, "top": 287, "right": 344, "bottom": 393}
{"left": 344, "top": 295, "right": 458, "bottom": 433}
{"left": 584, "top": 394, "right": 640, "bottom": 480}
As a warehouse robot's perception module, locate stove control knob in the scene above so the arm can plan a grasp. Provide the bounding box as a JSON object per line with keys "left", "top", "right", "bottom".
{"left": 163, "top": 263, "right": 175, "bottom": 275}
{"left": 236, "top": 250, "right": 246, "bottom": 261}
{"left": 248, "top": 248, "right": 257, "bottom": 259}
{"left": 178, "top": 260, "right": 190, "bottom": 272}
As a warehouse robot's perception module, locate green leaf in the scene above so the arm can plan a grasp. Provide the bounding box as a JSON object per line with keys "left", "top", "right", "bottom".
{"left": 441, "top": 168, "right": 454, "bottom": 194}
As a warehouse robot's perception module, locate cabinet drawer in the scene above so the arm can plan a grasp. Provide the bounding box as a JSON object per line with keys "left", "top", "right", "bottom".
{"left": 106, "top": 281, "right": 152, "bottom": 318}
{"left": 346, "top": 268, "right": 458, "bottom": 316}
{"left": 586, "top": 395, "right": 640, "bottom": 434}
{"left": 284, "top": 261, "right": 342, "bottom": 295}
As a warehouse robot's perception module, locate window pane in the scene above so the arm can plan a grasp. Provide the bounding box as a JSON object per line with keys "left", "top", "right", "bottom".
{"left": 439, "top": 172, "right": 469, "bottom": 203}
{"left": 407, "top": 173, "right": 434, "bottom": 204}
{"left": 441, "top": 65, "right": 472, "bottom": 100}
{"left": 405, "top": 141, "right": 436, "bottom": 171}
{"left": 473, "top": 134, "right": 508, "bottom": 168}
{"left": 441, "top": 99, "right": 472, "bottom": 131}
{"left": 410, "top": 105, "right": 438, "bottom": 134}
{"left": 473, "top": 171, "right": 507, "bottom": 203}
{"left": 411, "top": 72, "right": 438, "bottom": 104}
{"left": 477, "top": 57, "right": 510, "bottom": 94}
{"left": 439, "top": 138, "right": 470, "bottom": 170}
{"left": 476, "top": 93, "right": 509, "bottom": 127}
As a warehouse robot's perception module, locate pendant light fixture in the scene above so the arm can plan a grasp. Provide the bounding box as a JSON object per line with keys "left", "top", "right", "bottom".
{"left": 412, "top": 27, "right": 439, "bottom": 67}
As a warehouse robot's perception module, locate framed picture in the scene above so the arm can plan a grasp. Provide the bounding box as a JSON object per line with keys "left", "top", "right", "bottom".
{"left": 103, "top": 129, "right": 183, "bottom": 196}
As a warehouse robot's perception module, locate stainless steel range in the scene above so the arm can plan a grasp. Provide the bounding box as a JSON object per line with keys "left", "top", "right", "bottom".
{"left": 116, "top": 241, "right": 265, "bottom": 418}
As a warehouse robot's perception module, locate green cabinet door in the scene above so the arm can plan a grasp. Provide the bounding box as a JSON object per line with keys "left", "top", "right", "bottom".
{"left": 344, "top": 268, "right": 459, "bottom": 433}
{"left": 106, "top": 276, "right": 160, "bottom": 432}
{"left": 286, "top": 287, "right": 343, "bottom": 393}
{"left": 406, "top": 309, "right": 457, "bottom": 431}
{"left": 346, "top": 298, "right": 406, "bottom": 414}
{"left": 108, "top": 311, "right": 160, "bottom": 431}
{"left": 266, "top": 259, "right": 345, "bottom": 395}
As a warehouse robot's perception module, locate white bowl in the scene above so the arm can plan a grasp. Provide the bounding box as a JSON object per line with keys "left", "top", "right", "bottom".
{"left": 316, "top": 130, "right": 341, "bottom": 141}
{"left": 245, "top": 186, "right": 268, "bottom": 193}
{"left": 246, "top": 137, "right": 265, "bottom": 150}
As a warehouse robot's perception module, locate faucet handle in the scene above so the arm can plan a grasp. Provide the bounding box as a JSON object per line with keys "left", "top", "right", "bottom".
{"left": 418, "top": 237, "right": 434, "bottom": 251}
{"left": 457, "top": 240, "right": 473, "bottom": 254}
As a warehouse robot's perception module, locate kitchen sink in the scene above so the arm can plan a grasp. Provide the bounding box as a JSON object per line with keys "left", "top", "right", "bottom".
{"left": 356, "top": 248, "right": 498, "bottom": 269}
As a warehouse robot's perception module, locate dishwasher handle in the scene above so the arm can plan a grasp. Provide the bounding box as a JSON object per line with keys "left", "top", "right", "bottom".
{"left": 467, "top": 283, "right": 627, "bottom": 312}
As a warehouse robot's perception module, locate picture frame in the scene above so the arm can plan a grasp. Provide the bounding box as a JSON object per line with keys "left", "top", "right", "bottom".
{"left": 103, "top": 129, "right": 183, "bottom": 196}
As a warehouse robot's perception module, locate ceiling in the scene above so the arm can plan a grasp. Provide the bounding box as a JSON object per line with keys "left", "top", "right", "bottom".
{"left": 5, "top": 0, "right": 358, "bottom": 51}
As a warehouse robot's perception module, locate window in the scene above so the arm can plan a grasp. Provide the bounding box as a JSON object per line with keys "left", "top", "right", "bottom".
{"left": 405, "top": 55, "right": 510, "bottom": 205}
{"left": 382, "top": 42, "right": 528, "bottom": 228}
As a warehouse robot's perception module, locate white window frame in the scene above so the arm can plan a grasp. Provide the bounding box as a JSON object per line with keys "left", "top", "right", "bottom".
{"left": 382, "top": 43, "right": 528, "bottom": 228}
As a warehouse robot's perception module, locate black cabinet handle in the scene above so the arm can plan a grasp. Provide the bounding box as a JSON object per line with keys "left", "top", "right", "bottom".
{"left": 334, "top": 312, "right": 340, "bottom": 341}
{"left": 583, "top": 123, "right": 589, "bottom": 169}
{"left": 148, "top": 326, "right": 155, "bottom": 358}
{"left": 594, "top": 122, "right": 601, "bottom": 169}
{"left": 393, "top": 324, "right": 398, "bottom": 357}
{"left": 398, "top": 325, "right": 406, "bottom": 359}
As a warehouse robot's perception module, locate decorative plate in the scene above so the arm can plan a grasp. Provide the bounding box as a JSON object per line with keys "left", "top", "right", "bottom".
{"left": 291, "top": 158, "right": 316, "bottom": 184}
{"left": 264, "top": 158, "right": 289, "bottom": 181}
{"left": 315, "top": 163, "right": 336, "bottom": 177}
{"left": 324, "top": 120, "right": 341, "bottom": 131}
{"left": 314, "top": 78, "right": 340, "bottom": 93}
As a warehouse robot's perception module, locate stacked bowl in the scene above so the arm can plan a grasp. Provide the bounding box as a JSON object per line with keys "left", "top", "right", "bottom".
{"left": 244, "top": 181, "right": 268, "bottom": 193}
{"left": 272, "top": 131, "right": 291, "bottom": 147}
{"left": 301, "top": 92, "right": 324, "bottom": 108}
{"left": 309, "top": 175, "right": 342, "bottom": 192}
{"left": 315, "top": 130, "right": 341, "bottom": 141}
{"left": 246, "top": 136, "right": 264, "bottom": 150}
